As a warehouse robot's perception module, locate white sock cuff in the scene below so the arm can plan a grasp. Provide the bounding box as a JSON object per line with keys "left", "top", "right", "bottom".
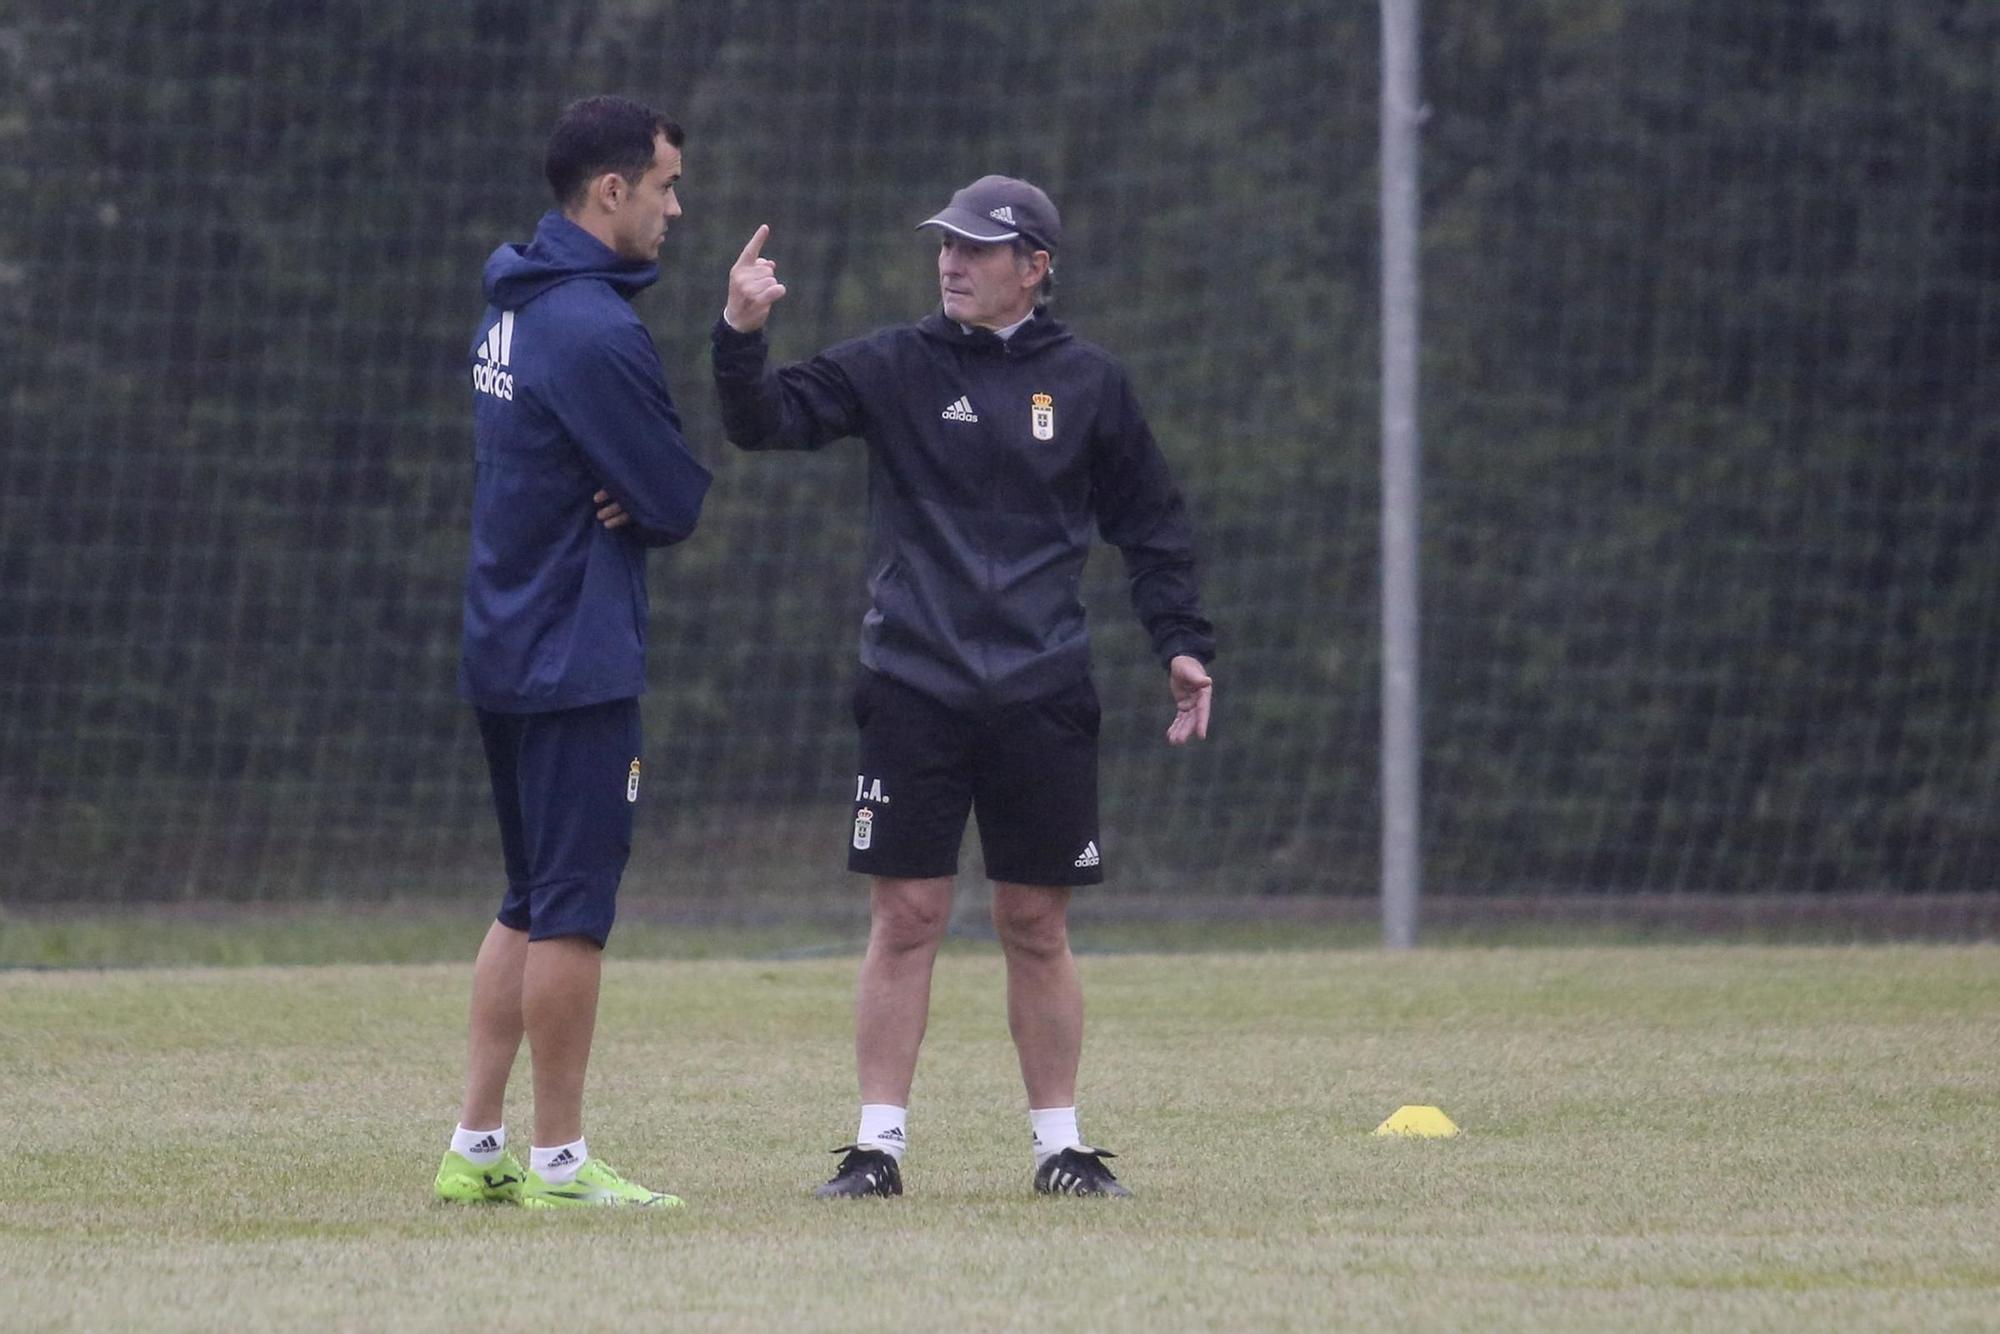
{"left": 1030, "top": 1106, "right": 1081, "bottom": 1163}
{"left": 530, "top": 1137, "right": 588, "bottom": 1183}
{"left": 857, "top": 1103, "right": 909, "bottom": 1161}
{"left": 451, "top": 1124, "right": 505, "bottom": 1163}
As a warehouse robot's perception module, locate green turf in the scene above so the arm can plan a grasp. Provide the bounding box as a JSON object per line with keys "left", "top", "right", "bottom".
{"left": 0, "top": 908, "right": 1391, "bottom": 968}
{"left": 0, "top": 905, "right": 1863, "bottom": 970}
{"left": 0, "top": 908, "right": 851, "bottom": 968}
{"left": 4, "top": 947, "right": 1997, "bottom": 1330}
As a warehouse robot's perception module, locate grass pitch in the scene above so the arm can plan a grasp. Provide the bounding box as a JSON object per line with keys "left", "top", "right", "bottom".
{"left": 4, "top": 944, "right": 1997, "bottom": 1331}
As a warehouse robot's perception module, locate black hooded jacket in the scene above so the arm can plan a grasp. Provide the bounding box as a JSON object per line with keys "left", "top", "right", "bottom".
{"left": 712, "top": 309, "right": 1214, "bottom": 710}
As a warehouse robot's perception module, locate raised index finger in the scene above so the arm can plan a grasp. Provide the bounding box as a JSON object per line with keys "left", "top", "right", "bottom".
{"left": 736, "top": 224, "right": 770, "bottom": 267}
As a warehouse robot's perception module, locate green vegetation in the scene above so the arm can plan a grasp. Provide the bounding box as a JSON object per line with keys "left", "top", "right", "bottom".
{"left": 12, "top": 901, "right": 1962, "bottom": 969}
{"left": 14, "top": 891, "right": 2000, "bottom": 968}
{"left": 5, "top": 2, "right": 1997, "bottom": 909}
{"left": 5, "top": 947, "right": 1997, "bottom": 1329}
{"left": 0, "top": 905, "right": 853, "bottom": 969}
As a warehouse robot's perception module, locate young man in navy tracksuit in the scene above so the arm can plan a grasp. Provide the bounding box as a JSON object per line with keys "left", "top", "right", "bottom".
{"left": 435, "top": 95, "right": 711, "bottom": 1210}
{"left": 713, "top": 176, "right": 1217, "bottom": 1199}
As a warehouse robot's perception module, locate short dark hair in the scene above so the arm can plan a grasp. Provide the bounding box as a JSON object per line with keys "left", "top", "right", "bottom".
{"left": 545, "top": 95, "right": 684, "bottom": 210}
{"left": 1012, "top": 238, "right": 1057, "bottom": 309}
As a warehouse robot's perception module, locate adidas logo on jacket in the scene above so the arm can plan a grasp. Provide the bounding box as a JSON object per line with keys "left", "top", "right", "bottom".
{"left": 710, "top": 308, "right": 1215, "bottom": 711}
{"left": 460, "top": 211, "right": 714, "bottom": 713}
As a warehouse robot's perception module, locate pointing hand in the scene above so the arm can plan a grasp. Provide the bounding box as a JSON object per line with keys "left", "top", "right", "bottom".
{"left": 725, "top": 224, "right": 788, "bottom": 333}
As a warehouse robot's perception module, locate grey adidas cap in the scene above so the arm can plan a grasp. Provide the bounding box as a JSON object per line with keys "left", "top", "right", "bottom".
{"left": 916, "top": 175, "right": 1061, "bottom": 254}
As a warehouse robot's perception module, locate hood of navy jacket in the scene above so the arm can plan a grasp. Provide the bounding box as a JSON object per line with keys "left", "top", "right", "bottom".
{"left": 459, "top": 211, "right": 712, "bottom": 713}
{"left": 483, "top": 210, "right": 659, "bottom": 308}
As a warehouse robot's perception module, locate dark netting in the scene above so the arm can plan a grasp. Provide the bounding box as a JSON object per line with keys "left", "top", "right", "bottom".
{"left": 2, "top": 2, "right": 1994, "bottom": 936}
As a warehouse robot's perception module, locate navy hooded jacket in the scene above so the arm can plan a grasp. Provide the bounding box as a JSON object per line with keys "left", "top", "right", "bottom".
{"left": 712, "top": 309, "right": 1214, "bottom": 710}
{"left": 459, "top": 211, "right": 712, "bottom": 713}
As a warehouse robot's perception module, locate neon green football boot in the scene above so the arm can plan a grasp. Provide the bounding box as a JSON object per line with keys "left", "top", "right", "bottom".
{"left": 434, "top": 1149, "right": 527, "bottom": 1204}
{"left": 519, "top": 1157, "right": 684, "bottom": 1209}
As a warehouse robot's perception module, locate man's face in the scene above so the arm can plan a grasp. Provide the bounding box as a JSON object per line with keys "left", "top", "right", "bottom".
{"left": 609, "top": 133, "right": 683, "bottom": 261}
{"left": 937, "top": 233, "right": 1043, "bottom": 329}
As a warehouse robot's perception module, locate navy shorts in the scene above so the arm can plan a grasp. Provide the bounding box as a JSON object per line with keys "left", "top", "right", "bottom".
{"left": 848, "top": 670, "right": 1104, "bottom": 886}
{"left": 476, "top": 697, "right": 641, "bottom": 947}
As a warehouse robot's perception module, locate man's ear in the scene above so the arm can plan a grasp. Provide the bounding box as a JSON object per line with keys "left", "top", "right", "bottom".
{"left": 590, "top": 171, "right": 623, "bottom": 212}
{"left": 1024, "top": 249, "right": 1052, "bottom": 286}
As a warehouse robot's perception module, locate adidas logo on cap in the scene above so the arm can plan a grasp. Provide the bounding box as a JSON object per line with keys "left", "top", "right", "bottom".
{"left": 941, "top": 396, "right": 979, "bottom": 422}
{"left": 988, "top": 205, "right": 1017, "bottom": 225}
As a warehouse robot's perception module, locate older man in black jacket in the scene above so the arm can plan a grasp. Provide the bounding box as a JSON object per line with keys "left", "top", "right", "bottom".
{"left": 712, "top": 176, "right": 1215, "bottom": 1199}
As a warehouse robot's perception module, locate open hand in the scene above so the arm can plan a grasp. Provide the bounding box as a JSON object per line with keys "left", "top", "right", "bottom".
{"left": 725, "top": 224, "right": 788, "bottom": 332}
{"left": 1166, "top": 654, "right": 1213, "bottom": 745}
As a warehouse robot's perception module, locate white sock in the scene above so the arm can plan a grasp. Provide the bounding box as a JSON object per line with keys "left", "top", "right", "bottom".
{"left": 857, "top": 1103, "right": 908, "bottom": 1162}
{"left": 530, "top": 1137, "right": 587, "bottom": 1184}
{"left": 1030, "top": 1106, "right": 1081, "bottom": 1164}
{"left": 451, "top": 1124, "right": 505, "bottom": 1166}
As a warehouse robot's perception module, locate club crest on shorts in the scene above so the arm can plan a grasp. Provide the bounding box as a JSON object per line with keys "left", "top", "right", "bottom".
{"left": 1030, "top": 392, "right": 1056, "bottom": 441}
{"left": 852, "top": 807, "right": 875, "bottom": 851}
{"left": 626, "top": 758, "right": 641, "bottom": 803}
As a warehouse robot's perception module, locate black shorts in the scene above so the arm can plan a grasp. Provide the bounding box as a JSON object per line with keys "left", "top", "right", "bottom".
{"left": 477, "top": 697, "right": 641, "bottom": 947}
{"left": 848, "top": 670, "right": 1104, "bottom": 886}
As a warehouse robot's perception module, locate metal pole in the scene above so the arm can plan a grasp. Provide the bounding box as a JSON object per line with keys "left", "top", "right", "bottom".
{"left": 1379, "top": 0, "right": 1423, "bottom": 949}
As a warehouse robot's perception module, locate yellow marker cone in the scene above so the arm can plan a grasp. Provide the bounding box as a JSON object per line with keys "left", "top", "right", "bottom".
{"left": 1373, "top": 1105, "right": 1460, "bottom": 1138}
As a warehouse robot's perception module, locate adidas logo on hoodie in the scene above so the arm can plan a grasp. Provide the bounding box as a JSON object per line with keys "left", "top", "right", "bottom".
{"left": 473, "top": 310, "right": 516, "bottom": 401}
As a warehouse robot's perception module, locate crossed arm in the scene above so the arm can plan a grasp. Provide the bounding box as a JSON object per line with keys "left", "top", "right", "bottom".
{"left": 594, "top": 489, "right": 631, "bottom": 530}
